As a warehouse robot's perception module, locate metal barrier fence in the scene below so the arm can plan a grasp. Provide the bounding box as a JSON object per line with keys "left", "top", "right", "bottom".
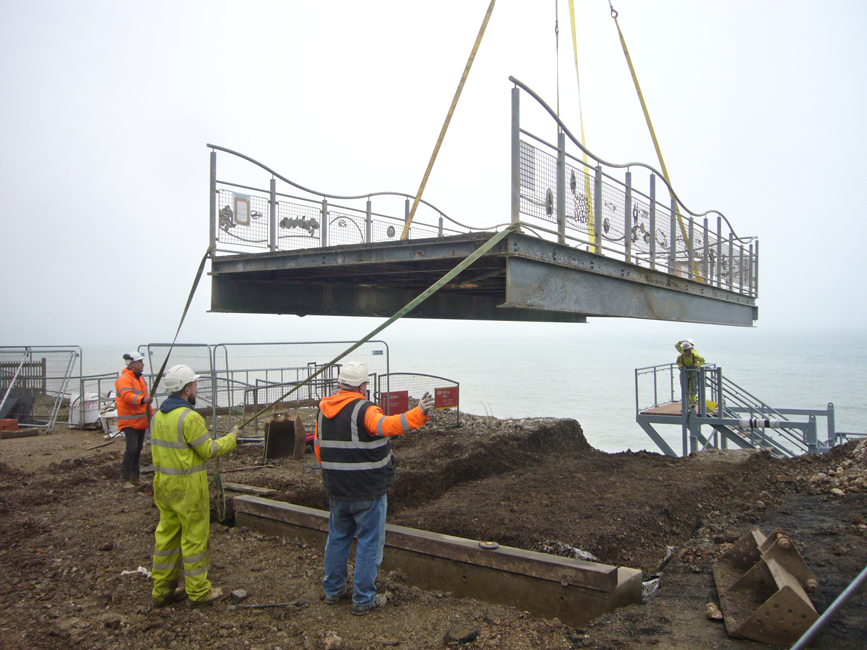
{"left": 140, "top": 341, "right": 392, "bottom": 434}
{"left": 208, "top": 78, "right": 757, "bottom": 301}
{"left": 379, "top": 372, "right": 460, "bottom": 428}
{"left": 0, "top": 346, "right": 82, "bottom": 429}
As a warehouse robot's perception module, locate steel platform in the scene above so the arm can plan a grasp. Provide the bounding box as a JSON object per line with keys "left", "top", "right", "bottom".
{"left": 210, "top": 231, "right": 758, "bottom": 326}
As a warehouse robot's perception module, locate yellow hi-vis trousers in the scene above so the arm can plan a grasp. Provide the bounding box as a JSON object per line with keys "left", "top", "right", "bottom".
{"left": 151, "top": 475, "right": 212, "bottom": 603}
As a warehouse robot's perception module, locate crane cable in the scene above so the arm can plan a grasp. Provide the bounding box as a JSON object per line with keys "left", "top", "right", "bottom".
{"left": 400, "top": 0, "right": 496, "bottom": 240}
{"left": 608, "top": 0, "right": 699, "bottom": 279}
{"left": 567, "top": 0, "right": 597, "bottom": 251}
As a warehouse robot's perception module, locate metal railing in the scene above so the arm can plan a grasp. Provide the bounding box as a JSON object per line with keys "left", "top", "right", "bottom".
{"left": 207, "top": 79, "right": 757, "bottom": 301}
{"left": 379, "top": 372, "right": 461, "bottom": 427}
{"left": 635, "top": 363, "right": 847, "bottom": 457}
{"left": 510, "top": 78, "right": 757, "bottom": 298}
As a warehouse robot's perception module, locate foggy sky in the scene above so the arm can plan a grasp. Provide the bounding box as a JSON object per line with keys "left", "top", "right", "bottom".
{"left": 2, "top": 1, "right": 865, "bottom": 353}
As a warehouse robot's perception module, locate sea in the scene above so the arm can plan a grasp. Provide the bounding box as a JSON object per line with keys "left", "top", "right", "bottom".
{"left": 77, "top": 326, "right": 867, "bottom": 455}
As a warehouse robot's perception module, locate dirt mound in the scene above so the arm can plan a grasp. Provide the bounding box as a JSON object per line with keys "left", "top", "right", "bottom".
{"left": 0, "top": 417, "right": 864, "bottom": 650}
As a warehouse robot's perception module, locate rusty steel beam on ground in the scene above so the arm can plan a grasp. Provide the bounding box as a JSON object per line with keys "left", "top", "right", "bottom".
{"left": 232, "top": 495, "right": 643, "bottom": 626}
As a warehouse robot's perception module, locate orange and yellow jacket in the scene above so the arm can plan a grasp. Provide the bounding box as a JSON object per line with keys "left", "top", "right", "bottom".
{"left": 115, "top": 367, "right": 150, "bottom": 431}
{"left": 314, "top": 390, "right": 428, "bottom": 500}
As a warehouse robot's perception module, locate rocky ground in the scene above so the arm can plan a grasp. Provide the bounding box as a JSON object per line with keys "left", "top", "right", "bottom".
{"left": 0, "top": 412, "right": 865, "bottom": 650}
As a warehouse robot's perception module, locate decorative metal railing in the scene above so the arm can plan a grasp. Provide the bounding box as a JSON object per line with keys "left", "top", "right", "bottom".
{"left": 209, "top": 78, "right": 758, "bottom": 299}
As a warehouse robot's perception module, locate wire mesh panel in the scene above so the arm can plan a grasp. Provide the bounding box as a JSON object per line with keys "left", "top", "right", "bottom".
{"left": 216, "top": 189, "right": 270, "bottom": 250}
{"left": 378, "top": 372, "right": 460, "bottom": 427}
{"left": 0, "top": 346, "right": 81, "bottom": 428}
{"left": 277, "top": 199, "right": 321, "bottom": 250}
{"left": 597, "top": 175, "right": 628, "bottom": 249}
{"left": 327, "top": 209, "right": 367, "bottom": 247}
{"left": 519, "top": 141, "right": 557, "bottom": 224}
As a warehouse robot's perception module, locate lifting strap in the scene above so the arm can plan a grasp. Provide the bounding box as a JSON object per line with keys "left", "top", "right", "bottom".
{"left": 608, "top": 1, "right": 699, "bottom": 279}
{"left": 400, "top": 0, "right": 497, "bottom": 240}
{"left": 238, "top": 224, "right": 518, "bottom": 431}
{"left": 567, "top": 0, "right": 596, "bottom": 251}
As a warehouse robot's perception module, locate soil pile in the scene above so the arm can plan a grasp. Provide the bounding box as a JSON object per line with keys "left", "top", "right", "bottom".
{"left": 0, "top": 414, "right": 865, "bottom": 650}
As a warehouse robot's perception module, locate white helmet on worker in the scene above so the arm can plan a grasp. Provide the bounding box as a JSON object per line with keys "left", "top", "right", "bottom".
{"left": 681, "top": 339, "right": 694, "bottom": 351}
{"left": 338, "top": 361, "right": 369, "bottom": 388}
{"left": 123, "top": 351, "right": 144, "bottom": 367}
{"left": 164, "top": 364, "right": 201, "bottom": 393}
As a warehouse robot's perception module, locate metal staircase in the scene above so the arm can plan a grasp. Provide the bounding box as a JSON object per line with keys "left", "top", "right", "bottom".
{"left": 635, "top": 363, "right": 848, "bottom": 458}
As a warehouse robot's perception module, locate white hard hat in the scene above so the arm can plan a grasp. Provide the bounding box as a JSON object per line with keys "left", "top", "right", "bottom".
{"left": 338, "top": 361, "right": 369, "bottom": 387}
{"left": 164, "top": 364, "right": 201, "bottom": 393}
{"left": 682, "top": 340, "right": 694, "bottom": 351}
{"left": 123, "top": 351, "right": 144, "bottom": 366}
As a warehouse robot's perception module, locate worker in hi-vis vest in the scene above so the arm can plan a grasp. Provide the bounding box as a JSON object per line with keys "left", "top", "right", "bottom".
{"left": 149, "top": 364, "right": 240, "bottom": 608}
{"left": 675, "top": 339, "right": 706, "bottom": 406}
{"left": 315, "top": 361, "right": 434, "bottom": 615}
{"left": 115, "top": 351, "right": 153, "bottom": 488}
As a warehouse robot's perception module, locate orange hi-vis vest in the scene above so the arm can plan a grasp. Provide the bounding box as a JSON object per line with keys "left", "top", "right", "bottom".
{"left": 115, "top": 367, "right": 150, "bottom": 430}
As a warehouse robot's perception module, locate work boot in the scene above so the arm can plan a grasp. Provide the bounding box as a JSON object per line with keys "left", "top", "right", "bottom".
{"left": 323, "top": 587, "right": 350, "bottom": 605}
{"left": 153, "top": 586, "right": 186, "bottom": 609}
{"left": 190, "top": 586, "right": 224, "bottom": 607}
{"left": 122, "top": 481, "right": 137, "bottom": 490}
{"left": 351, "top": 594, "right": 386, "bottom": 616}
{"left": 130, "top": 472, "right": 141, "bottom": 487}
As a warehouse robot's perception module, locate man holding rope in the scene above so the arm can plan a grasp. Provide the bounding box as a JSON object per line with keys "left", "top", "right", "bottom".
{"left": 315, "top": 361, "right": 434, "bottom": 615}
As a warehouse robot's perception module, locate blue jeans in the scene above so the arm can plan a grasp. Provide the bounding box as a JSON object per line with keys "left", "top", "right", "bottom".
{"left": 323, "top": 495, "right": 387, "bottom": 606}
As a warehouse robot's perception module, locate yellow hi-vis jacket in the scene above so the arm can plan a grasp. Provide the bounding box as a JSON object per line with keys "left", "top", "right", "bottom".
{"left": 675, "top": 342, "right": 705, "bottom": 370}
{"left": 151, "top": 398, "right": 237, "bottom": 484}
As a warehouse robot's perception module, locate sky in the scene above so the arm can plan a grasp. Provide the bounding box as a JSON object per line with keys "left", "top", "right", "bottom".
{"left": 2, "top": 0, "right": 866, "bottom": 357}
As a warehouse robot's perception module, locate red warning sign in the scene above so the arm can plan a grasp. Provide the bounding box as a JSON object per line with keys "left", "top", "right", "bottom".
{"left": 434, "top": 386, "right": 458, "bottom": 409}
{"left": 380, "top": 390, "right": 409, "bottom": 415}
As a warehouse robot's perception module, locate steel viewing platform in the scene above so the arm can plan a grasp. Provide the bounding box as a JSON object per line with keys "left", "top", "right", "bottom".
{"left": 207, "top": 78, "right": 759, "bottom": 327}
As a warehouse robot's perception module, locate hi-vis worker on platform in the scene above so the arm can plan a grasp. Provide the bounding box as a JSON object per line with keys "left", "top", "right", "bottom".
{"left": 315, "top": 361, "right": 434, "bottom": 615}
{"left": 150, "top": 364, "right": 240, "bottom": 608}
{"left": 116, "top": 351, "right": 154, "bottom": 488}
{"left": 675, "top": 339, "right": 705, "bottom": 406}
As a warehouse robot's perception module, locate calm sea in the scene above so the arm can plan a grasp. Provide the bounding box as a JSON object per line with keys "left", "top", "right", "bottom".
{"left": 79, "top": 328, "right": 867, "bottom": 454}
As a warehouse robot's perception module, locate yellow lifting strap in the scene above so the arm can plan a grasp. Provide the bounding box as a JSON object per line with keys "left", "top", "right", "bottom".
{"left": 400, "top": 0, "right": 497, "bottom": 240}
{"left": 567, "top": 0, "right": 597, "bottom": 252}
{"left": 608, "top": 1, "right": 699, "bottom": 279}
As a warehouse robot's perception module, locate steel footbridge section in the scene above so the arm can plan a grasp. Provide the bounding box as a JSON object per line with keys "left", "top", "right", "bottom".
{"left": 210, "top": 231, "right": 757, "bottom": 325}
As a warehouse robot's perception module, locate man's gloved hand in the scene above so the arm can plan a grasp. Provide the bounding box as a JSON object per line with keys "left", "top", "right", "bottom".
{"left": 230, "top": 426, "right": 242, "bottom": 440}
{"left": 419, "top": 392, "right": 434, "bottom": 416}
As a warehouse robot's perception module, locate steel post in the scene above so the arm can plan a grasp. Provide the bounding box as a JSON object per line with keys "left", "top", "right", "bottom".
{"left": 703, "top": 217, "right": 709, "bottom": 284}
{"left": 511, "top": 87, "right": 520, "bottom": 227}
{"left": 716, "top": 216, "right": 722, "bottom": 288}
{"left": 269, "top": 178, "right": 277, "bottom": 252}
{"left": 438, "top": 214, "right": 443, "bottom": 237}
{"left": 624, "top": 170, "right": 632, "bottom": 263}
{"left": 405, "top": 198, "right": 410, "bottom": 238}
{"left": 321, "top": 198, "right": 328, "bottom": 247}
{"left": 728, "top": 235, "right": 734, "bottom": 289}
{"left": 754, "top": 239, "right": 759, "bottom": 297}
{"left": 557, "top": 132, "right": 566, "bottom": 244}
{"left": 807, "top": 414, "right": 818, "bottom": 455}
{"left": 738, "top": 243, "right": 744, "bottom": 294}
{"left": 748, "top": 242, "right": 754, "bottom": 297}
{"left": 209, "top": 150, "right": 217, "bottom": 251}
{"left": 687, "top": 217, "right": 694, "bottom": 281}
{"left": 594, "top": 166, "right": 602, "bottom": 253}
{"left": 828, "top": 402, "right": 837, "bottom": 446}
{"left": 366, "top": 199, "right": 372, "bottom": 243}
{"left": 670, "top": 197, "right": 677, "bottom": 275}
{"left": 649, "top": 174, "right": 656, "bottom": 269}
